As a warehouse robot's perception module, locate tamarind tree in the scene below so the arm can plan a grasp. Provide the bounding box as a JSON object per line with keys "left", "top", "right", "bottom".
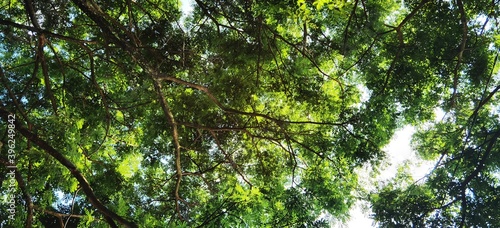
{"left": 0, "top": 0, "right": 499, "bottom": 227}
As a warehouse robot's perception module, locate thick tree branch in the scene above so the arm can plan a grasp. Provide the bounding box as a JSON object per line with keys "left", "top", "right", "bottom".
{"left": 70, "top": 0, "right": 134, "bottom": 52}
{"left": 32, "top": 205, "right": 102, "bottom": 227}
{"left": 36, "top": 34, "right": 59, "bottom": 115}
{"left": 0, "top": 19, "right": 96, "bottom": 44}
{"left": 0, "top": 107, "right": 138, "bottom": 228}
{"left": 152, "top": 79, "right": 184, "bottom": 220}
{"left": 23, "top": 0, "right": 41, "bottom": 29}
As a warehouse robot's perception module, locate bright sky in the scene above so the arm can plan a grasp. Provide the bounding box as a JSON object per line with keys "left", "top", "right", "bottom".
{"left": 340, "top": 126, "right": 419, "bottom": 228}
{"left": 337, "top": 108, "right": 445, "bottom": 227}
{"left": 180, "top": 0, "right": 194, "bottom": 16}
{"left": 329, "top": 126, "right": 425, "bottom": 227}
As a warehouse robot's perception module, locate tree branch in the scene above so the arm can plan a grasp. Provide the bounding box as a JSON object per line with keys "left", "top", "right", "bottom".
{"left": 152, "top": 79, "right": 184, "bottom": 220}
{"left": 36, "top": 34, "right": 59, "bottom": 115}
{"left": 0, "top": 19, "right": 96, "bottom": 44}
{"left": 0, "top": 107, "right": 138, "bottom": 228}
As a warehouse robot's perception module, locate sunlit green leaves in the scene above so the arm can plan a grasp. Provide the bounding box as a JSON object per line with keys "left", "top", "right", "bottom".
{"left": 117, "top": 153, "right": 143, "bottom": 179}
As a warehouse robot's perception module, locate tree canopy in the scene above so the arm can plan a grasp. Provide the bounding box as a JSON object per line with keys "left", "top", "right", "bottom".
{"left": 0, "top": 0, "right": 499, "bottom": 227}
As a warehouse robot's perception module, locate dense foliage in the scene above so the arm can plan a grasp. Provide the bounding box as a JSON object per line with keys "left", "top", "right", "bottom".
{"left": 0, "top": 0, "right": 498, "bottom": 227}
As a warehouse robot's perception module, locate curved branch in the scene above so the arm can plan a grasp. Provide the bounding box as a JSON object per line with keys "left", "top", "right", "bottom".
{"left": 70, "top": 0, "right": 134, "bottom": 52}
{"left": 0, "top": 19, "right": 97, "bottom": 44}
{"left": 152, "top": 80, "right": 184, "bottom": 220}
{"left": 153, "top": 71, "right": 346, "bottom": 127}
{"left": 0, "top": 107, "right": 138, "bottom": 228}
{"left": 37, "top": 34, "right": 59, "bottom": 115}
{"left": 32, "top": 205, "right": 102, "bottom": 223}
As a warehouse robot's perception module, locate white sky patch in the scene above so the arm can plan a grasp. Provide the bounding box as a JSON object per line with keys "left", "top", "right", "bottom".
{"left": 434, "top": 106, "right": 446, "bottom": 121}
{"left": 381, "top": 107, "right": 447, "bottom": 183}
{"left": 337, "top": 126, "right": 417, "bottom": 227}
{"left": 333, "top": 190, "right": 374, "bottom": 228}
{"left": 345, "top": 123, "right": 436, "bottom": 225}
{"left": 52, "top": 190, "right": 80, "bottom": 210}
{"left": 178, "top": 0, "right": 195, "bottom": 32}
{"left": 180, "top": 0, "right": 194, "bottom": 17}
{"left": 357, "top": 84, "right": 371, "bottom": 103}
{"left": 339, "top": 107, "right": 447, "bottom": 227}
